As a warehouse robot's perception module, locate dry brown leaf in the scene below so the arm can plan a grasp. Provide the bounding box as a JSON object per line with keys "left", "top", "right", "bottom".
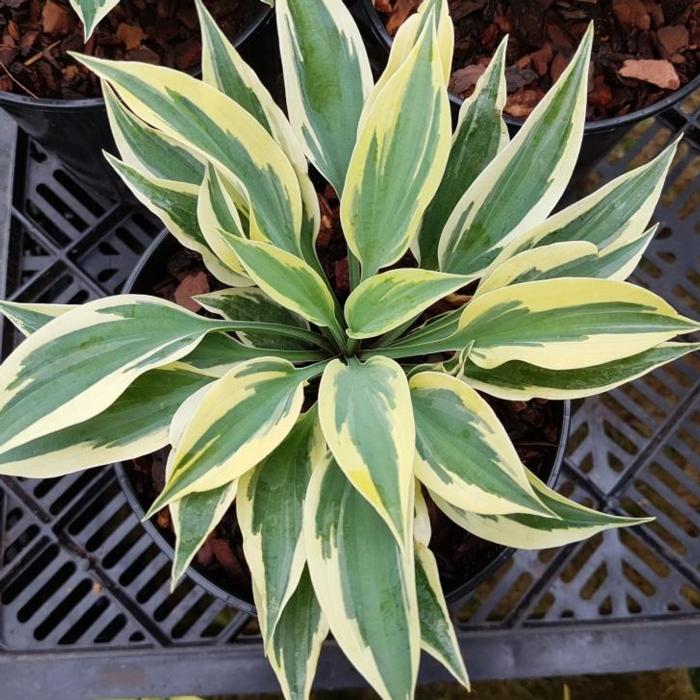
{"left": 116, "top": 22, "right": 146, "bottom": 51}
{"left": 449, "top": 63, "right": 485, "bottom": 95}
{"left": 41, "top": 0, "right": 74, "bottom": 35}
{"left": 7, "top": 21, "right": 20, "bottom": 42}
{"left": 656, "top": 25, "right": 689, "bottom": 56}
{"left": 173, "top": 271, "right": 209, "bottom": 312}
{"left": 19, "top": 29, "right": 39, "bottom": 52}
{"left": 619, "top": 58, "right": 680, "bottom": 88}
{"left": 588, "top": 75, "right": 613, "bottom": 108}
{"left": 386, "top": 0, "right": 421, "bottom": 35}
{"left": 505, "top": 88, "right": 543, "bottom": 118}
{"left": 550, "top": 52, "right": 570, "bottom": 83}
{"left": 530, "top": 42, "right": 553, "bottom": 76}
{"left": 613, "top": 0, "right": 651, "bottom": 28}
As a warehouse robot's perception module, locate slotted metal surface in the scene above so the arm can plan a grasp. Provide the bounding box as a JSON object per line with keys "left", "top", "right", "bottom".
{"left": 0, "top": 90, "right": 699, "bottom": 698}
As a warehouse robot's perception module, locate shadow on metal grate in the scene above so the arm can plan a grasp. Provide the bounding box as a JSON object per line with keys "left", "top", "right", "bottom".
{"left": 0, "top": 89, "right": 699, "bottom": 699}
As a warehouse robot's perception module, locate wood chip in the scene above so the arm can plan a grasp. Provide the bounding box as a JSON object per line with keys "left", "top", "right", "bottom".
{"left": 619, "top": 58, "right": 681, "bottom": 88}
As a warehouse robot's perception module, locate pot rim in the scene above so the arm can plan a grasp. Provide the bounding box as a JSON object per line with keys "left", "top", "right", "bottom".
{"left": 116, "top": 229, "right": 572, "bottom": 613}
{"left": 0, "top": 2, "right": 272, "bottom": 111}
{"left": 358, "top": 0, "right": 700, "bottom": 135}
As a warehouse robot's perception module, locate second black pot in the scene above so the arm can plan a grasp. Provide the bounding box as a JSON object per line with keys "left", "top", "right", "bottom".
{"left": 0, "top": 2, "right": 272, "bottom": 199}
{"left": 116, "top": 230, "right": 571, "bottom": 613}
{"left": 355, "top": 0, "right": 700, "bottom": 170}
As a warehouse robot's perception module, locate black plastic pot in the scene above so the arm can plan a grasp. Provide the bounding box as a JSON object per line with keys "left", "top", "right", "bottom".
{"left": 356, "top": 0, "right": 700, "bottom": 170}
{"left": 0, "top": 3, "right": 272, "bottom": 199}
{"left": 115, "top": 230, "right": 571, "bottom": 613}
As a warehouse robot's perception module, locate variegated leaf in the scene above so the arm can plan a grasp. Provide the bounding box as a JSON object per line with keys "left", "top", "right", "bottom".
{"left": 197, "top": 163, "right": 252, "bottom": 283}
{"left": 345, "top": 269, "right": 470, "bottom": 339}
{"left": 409, "top": 371, "right": 552, "bottom": 516}
{"left": 419, "top": 35, "right": 508, "bottom": 268}
{"left": 70, "top": 0, "right": 119, "bottom": 40}
{"left": 438, "top": 25, "right": 593, "bottom": 275}
{"left": 415, "top": 543, "right": 469, "bottom": 688}
{"left": 196, "top": 0, "right": 322, "bottom": 270}
{"left": 0, "top": 300, "right": 74, "bottom": 336}
{"left": 341, "top": 7, "right": 451, "bottom": 279}
{"left": 103, "top": 83, "right": 204, "bottom": 185}
{"left": 0, "top": 366, "right": 211, "bottom": 478}
{"left": 268, "top": 567, "right": 328, "bottom": 700}
{"left": 496, "top": 139, "right": 678, "bottom": 263}
{"left": 195, "top": 287, "right": 311, "bottom": 351}
{"left": 170, "top": 476, "right": 238, "bottom": 587}
{"left": 198, "top": 0, "right": 296, "bottom": 156}
{"left": 319, "top": 357, "right": 415, "bottom": 545}
{"left": 363, "top": 0, "right": 453, "bottom": 119}
{"left": 304, "top": 456, "right": 419, "bottom": 700}
{"left": 482, "top": 227, "right": 659, "bottom": 292}
{"left": 146, "top": 359, "right": 323, "bottom": 514}
{"left": 105, "top": 154, "right": 248, "bottom": 287}
{"left": 226, "top": 237, "right": 342, "bottom": 339}
{"left": 413, "top": 482, "right": 432, "bottom": 547}
{"left": 238, "top": 408, "right": 326, "bottom": 645}
{"left": 458, "top": 278, "right": 699, "bottom": 370}
{"left": 276, "top": 0, "right": 373, "bottom": 194}
{"left": 432, "top": 470, "right": 653, "bottom": 549}
{"left": 74, "top": 54, "right": 303, "bottom": 256}
{"left": 476, "top": 241, "right": 599, "bottom": 295}
{"left": 0, "top": 296, "right": 237, "bottom": 453}
{"left": 166, "top": 384, "right": 239, "bottom": 586}
{"left": 179, "top": 332, "right": 326, "bottom": 375}
{"left": 462, "top": 342, "right": 700, "bottom": 401}
{"left": 382, "top": 307, "right": 464, "bottom": 357}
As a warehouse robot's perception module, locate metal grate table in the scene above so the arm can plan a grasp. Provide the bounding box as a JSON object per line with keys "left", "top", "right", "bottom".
{"left": 0, "top": 88, "right": 699, "bottom": 699}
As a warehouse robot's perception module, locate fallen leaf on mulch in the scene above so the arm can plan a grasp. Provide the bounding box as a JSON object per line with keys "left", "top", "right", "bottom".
{"left": 612, "top": 0, "right": 651, "bottom": 29}
{"left": 550, "top": 52, "right": 570, "bottom": 83}
{"left": 449, "top": 63, "right": 485, "bottom": 94}
{"left": 125, "top": 45, "right": 160, "bottom": 64}
{"left": 588, "top": 75, "right": 613, "bottom": 108}
{"left": 505, "top": 88, "right": 543, "bottom": 118}
{"left": 530, "top": 42, "right": 553, "bottom": 76}
{"left": 174, "top": 37, "right": 201, "bottom": 70}
{"left": 656, "top": 25, "right": 689, "bottom": 56}
{"left": 506, "top": 65, "right": 539, "bottom": 91}
{"left": 619, "top": 58, "right": 681, "bottom": 89}
{"left": 209, "top": 537, "right": 240, "bottom": 579}
{"left": 334, "top": 258, "right": 349, "bottom": 295}
{"left": 7, "top": 21, "right": 20, "bottom": 42}
{"left": 386, "top": 0, "right": 421, "bottom": 35}
{"left": 116, "top": 22, "right": 146, "bottom": 51}
{"left": 41, "top": 0, "right": 75, "bottom": 35}
{"left": 173, "top": 270, "right": 209, "bottom": 312}
{"left": 19, "top": 29, "right": 40, "bottom": 53}
{"left": 0, "top": 35, "right": 18, "bottom": 65}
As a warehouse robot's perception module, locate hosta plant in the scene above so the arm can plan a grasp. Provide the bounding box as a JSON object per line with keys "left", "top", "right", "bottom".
{"left": 1, "top": 0, "right": 698, "bottom": 698}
